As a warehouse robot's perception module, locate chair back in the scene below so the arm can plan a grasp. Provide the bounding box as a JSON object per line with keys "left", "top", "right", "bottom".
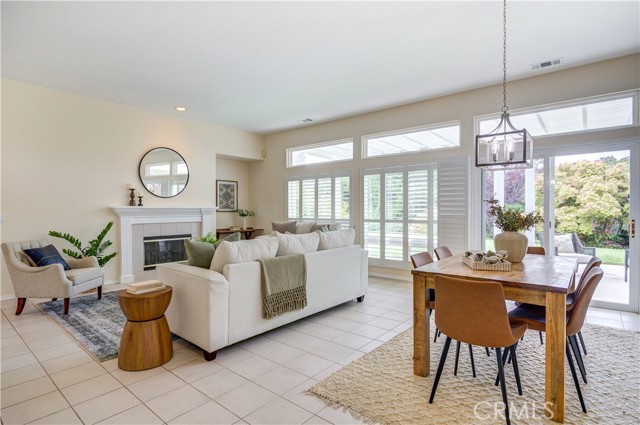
{"left": 411, "top": 252, "right": 434, "bottom": 268}
{"left": 526, "top": 246, "right": 545, "bottom": 255}
{"left": 569, "top": 256, "right": 602, "bottom": 308}
{"left": 434, "top": 246, "right": 453, "bottom": 260}
{"left": 434, "top": 275, "right": 525, "bottom": 348}
{"left": 1, "top": 239, "right": 52, "bottom": 268}
{"left": 566, "top": 267, "right": 604, "bottom": 336}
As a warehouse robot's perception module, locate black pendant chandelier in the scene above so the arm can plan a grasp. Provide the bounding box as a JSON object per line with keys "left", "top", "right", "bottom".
{"left": 475, "top": 0, "right": 533, "bottom": 170}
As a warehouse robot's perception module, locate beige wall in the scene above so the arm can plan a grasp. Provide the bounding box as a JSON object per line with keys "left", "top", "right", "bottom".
{"left": 250, "top": 54, "right": 640, "bottom": 269}
{"left": 215, "top": 157, "right": 257, "bottom": 229}
{"left": 1, "top": 79, "right": 264, "bottom": 298}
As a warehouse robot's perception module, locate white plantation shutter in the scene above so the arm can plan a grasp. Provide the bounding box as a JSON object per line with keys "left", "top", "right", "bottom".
{"left": 286, "top": 172, "right": 352, "bottom": 226}
{"left": 302, "top": 179, "right": 316, "bottom": 219}
{"left": 437, "top": 157, "right": 468, "bottom": 254}
{"left": 408, "top": 169, "right": 431, "bottom": 256}
{"left": 317, "top": 178, "right": 332, "bottom": 219}
{"left": 287, "top": 180, "right": 300, "bottom": 220}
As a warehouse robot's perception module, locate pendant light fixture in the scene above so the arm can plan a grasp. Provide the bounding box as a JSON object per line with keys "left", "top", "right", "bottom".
{"left": 475, "top": 0, "right": 533, "bottom": 170}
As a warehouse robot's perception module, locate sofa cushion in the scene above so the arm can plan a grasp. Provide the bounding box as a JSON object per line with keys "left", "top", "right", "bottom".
{"left": 272, "top": 221, "right": 297, "bottom": 234}
{"left": 22, "top": 244, "right": 71, "bottom": 270}
{"left": 327, "top": 223, "right": 342, "bottom": 231}
{"left": 65, "top": 267, "right": 103, "bottom": 285}
{"left": 276, "top": 231, "right": 320, "bottom": 256}
{"left": 555, "top": 234, "right": 575, "bottom": 253}
{"left": 318, "top": 229, "right": 355, "bottom": 250}
{"left": 211, "top": 237, "right": 279, "bottom": 273}
{"left": 295, "top": 221, "right": 316, "bottom": 234}
{"left": 310, "top": 223, "right": 329, "bottom": 233}
{"left": 184, "top": 232, "right": 241, "bottom": 269}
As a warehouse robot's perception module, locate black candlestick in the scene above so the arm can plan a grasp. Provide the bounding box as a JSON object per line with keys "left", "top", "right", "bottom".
{"left": 137, "top": 196, "right": 143, "bottom": 207}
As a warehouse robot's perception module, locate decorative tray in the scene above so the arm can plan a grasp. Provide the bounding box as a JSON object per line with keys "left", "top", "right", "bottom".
{"left": 462, "top": 250, "right": 512, "bottom": 271}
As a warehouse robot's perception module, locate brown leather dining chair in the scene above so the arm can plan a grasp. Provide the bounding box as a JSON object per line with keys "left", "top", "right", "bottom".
{"left": 509, "top": 267, "right": 604, "bottom": 414}
{"left": 411, "top": 252, "right": 477, "bottom": 377}
{"left": 526, "top": 246, "right": 546, "bottom": 255}
{"left": 434, "top": 246, "right": 453, "bottom": 261}
{"left": 429, "top": 275, "right": 527, "bottom": 425}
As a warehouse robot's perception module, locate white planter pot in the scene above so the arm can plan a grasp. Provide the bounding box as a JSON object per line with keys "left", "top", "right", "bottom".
{"left": 494, "top": 231, "right": 528, "bottom": 263}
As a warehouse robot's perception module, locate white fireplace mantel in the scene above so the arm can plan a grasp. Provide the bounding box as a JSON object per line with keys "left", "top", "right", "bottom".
{"left": 112, "top": 207, "right": 215, "bottom": 283}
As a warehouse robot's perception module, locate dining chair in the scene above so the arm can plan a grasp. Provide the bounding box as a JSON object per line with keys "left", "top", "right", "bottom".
{"left": 508, "top": 267, "right": 604, "bottom": 413}
{"left": 410, "top": 252, "right": 478, "bottom": 377}
{"left": 526, "top": 246, "right": 545, "bottom": 255}
{"left": 434, "top": 246, "right": 453, "bottom": 261}
{"left": 429, "top": 275, "right": 527, "bottom": 425}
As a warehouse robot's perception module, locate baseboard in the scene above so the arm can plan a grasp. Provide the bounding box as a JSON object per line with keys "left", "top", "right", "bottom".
{"left": 368, "top": 272, "right": 412, "bottom": 282}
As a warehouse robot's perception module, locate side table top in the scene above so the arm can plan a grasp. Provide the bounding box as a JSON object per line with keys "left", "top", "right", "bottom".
{"left": 118, "top": 286, "right": 173, "bottom": 322}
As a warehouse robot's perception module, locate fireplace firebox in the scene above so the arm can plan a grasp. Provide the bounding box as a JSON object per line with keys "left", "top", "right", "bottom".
{"left": 143, "top": 234, "right": 190, "bottom": 270}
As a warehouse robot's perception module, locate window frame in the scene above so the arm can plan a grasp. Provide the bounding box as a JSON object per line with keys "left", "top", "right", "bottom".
{"left": 286, "top": 138, "right": 354, "bottom": 168}
{"left": 285, "top": 170, "right": 353, "bottom": 228}
{"left": 361, "top": 120, "right": 462, "bottom": 159}
{"left": 475, "top": 90, "right": 639, "bottom": 139}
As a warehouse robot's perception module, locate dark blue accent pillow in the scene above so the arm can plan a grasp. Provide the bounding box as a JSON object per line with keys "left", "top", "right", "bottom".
{"left": 23, "top": 245, "right": 71, "bottom": 270}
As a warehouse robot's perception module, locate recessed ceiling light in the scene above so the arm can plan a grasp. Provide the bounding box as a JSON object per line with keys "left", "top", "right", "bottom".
{"left": 175, "top": 106, "right": 187, "bottom": 112}
{"left": 297, "top": 118, "right": 313, "bottom": 123}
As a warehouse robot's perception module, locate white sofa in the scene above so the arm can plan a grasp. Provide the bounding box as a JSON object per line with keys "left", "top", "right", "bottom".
{"left": 156, "top": 245, "right": 368, "bottom": 360}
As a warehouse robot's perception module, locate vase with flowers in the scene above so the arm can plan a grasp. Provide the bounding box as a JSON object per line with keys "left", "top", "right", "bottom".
{"left": 486, "top": 199, "right": 543, "bottom": 263}
{"left": 237, "top": 209, "right": 255, "bottom": 229}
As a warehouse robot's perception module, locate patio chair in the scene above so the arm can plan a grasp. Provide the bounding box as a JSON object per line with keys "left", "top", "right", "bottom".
{"left": 538, "top": 232, "right": 595, "bottom": 264}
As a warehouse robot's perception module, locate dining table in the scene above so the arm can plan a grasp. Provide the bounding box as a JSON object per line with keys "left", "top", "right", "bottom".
{"left": 412, "top": 253, "right": 578, "bottom": 423}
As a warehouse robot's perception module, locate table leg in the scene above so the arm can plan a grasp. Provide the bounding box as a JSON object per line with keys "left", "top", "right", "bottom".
{"left": 413, "top": 277, "right": 429, "bottom": 376}
{"left": 545, "top": 292, "right": 566, "bottom": 423}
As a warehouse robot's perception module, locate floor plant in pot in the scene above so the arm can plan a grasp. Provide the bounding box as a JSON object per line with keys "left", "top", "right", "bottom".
{"left": 486, "top": 199, "right": 543, "bottom": 263}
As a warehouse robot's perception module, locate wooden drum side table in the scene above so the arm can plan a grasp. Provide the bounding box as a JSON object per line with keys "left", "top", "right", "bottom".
{"left": 118, "top": 286, "right": 173, "bottom": 371}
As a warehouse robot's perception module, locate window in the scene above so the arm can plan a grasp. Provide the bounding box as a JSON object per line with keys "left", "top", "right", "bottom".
{"left": 362, "top": 164, "right": 437, "bottom": 266}
{"left": 287, "top": 139, "right": 353, "bottom": 167}
{"left": 362, "top": 121, "right": 461, "bottom": 158}
{"left": 286, "top": 171, "right": 352, "bottom": 227}
{"left": 477, "top": 91, "right": 638, "bottom": 137}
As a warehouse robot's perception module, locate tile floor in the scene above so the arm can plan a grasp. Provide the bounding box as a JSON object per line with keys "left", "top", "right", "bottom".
{"left": 1, "top": 276, "right": 638, "bottom": 424}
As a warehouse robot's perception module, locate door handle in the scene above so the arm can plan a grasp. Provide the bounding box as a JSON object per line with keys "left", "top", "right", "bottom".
{"left": 631, "top": 219, "right": 636, "bottom": 238}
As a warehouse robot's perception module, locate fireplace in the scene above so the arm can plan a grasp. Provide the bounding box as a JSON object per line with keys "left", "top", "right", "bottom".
{"left": 143, "top": 234, "right": 191, "bottom": 270}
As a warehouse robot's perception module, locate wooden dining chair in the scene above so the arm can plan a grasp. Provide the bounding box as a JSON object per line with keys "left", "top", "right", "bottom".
{"left": 509, "top": 267, "right": 604, "bottom": 413}
{"left": 526, "top": 246, "right": 545, "bottom": 255}
{"left": 429, "top": 275, "right": 527, "bottom": 425}
{"left": 434, "top": 246, "right": 453, "bottom": 261}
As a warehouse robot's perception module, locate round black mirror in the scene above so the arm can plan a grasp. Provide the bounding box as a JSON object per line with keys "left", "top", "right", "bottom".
{"left": 138, "top": 147, "right": 189, "bottom": 198}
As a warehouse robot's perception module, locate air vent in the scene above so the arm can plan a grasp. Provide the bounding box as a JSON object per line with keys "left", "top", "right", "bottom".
{"left": 297, "top": 118, "right": 313, "bottom": 123}
{"left": 530, "top": 57, "right": 563, "bottom": 70}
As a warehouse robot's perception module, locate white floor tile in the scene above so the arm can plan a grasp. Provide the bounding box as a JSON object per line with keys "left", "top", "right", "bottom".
{"left": 127, "top": 370, "right": 186, "bottom": 402}
{"left": 1, "top": 376, "right": 57, "bottom": 408}
{"left": 29, "top": 407, "right": 83, "bottom": 424}
{"left": 111, "top": 364, "right": 165, "bottom": 386}
{"left": 40, "top": 350, "right": 94, "bottom": 374}
{"left": 32, "top": 341, "right": 83, "bottom": 362}
{"left": 585, "top": 315, "right": 625, "bottom": 329}
{"left": 286, "top": 353, "right": 335, "bottom": 377}
{"left": 97, "top": 404, "right": 164, "bottom": 424}
{"left": 244, "top": 397, "right": 314, "bottom": 425}
{"left": 312, "top": 341, "right": 356, "bottom": 362}
{"left": 282, "top": 379, "right": 325, "bottom": 414}
{"left": 349, "top": 323, "right": 388, "bottom": 339}
{"left": 316, "top": 405, "right": 367, "bottom": 424}
{"left": 168, "top": 400, "right": 239, "bottom": 424}
{"left": 61, "top": 373, "right": 123, "bottom": 405}
{"left": 215, "top": 382, "right": 278, "bottom": 418}
{"left": 163, "top": 347, "right": 201, "bottom": 370}
{"left": 253, "top": 365, "right": 309, "bottom": 395}
{"left": 73, "top": 387, "right": 141, "bottom": 424}
{"left": 0, "top": 390, "right": 70, "bottom": 425}
{"left": 191, "top": 368, "right": 249, "bottom": 399}
{"left": 0, "top": 363, "right": 47, "bottom": 389}
{"left": 146, "top": 385, "right": 210, "bottom": 422}
{"left": 171, "top": 358, "right": 224, "bottom": 382}
{"left": 49, "top": 361, "right": 106, "bottom": 388}
{"left": 1, "top": 352, "right": 39, "bottom": 373}
{"left": 331, "top": 332, "right": 373, "bottom": 350}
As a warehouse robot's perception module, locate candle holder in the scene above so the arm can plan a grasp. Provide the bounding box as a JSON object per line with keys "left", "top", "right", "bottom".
{"left": 137, "top": 196, "right": 143, "bottom": 207}
{"left": 129, "top": 189, "right": 136, "bottom": 206}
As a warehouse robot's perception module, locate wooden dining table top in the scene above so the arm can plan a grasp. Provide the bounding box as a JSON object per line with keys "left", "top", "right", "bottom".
{"left": 411, "top": 253, "right": 577, "bottom": 294}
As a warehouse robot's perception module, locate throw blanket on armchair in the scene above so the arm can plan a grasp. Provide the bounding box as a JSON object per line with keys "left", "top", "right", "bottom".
{"left": 259, "top": 254, "right": 307, "bottom": 319}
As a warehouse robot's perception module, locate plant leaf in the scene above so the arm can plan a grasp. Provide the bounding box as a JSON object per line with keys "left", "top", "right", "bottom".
{"left": 48, "top": 231, "right": 83, "bottom": 251}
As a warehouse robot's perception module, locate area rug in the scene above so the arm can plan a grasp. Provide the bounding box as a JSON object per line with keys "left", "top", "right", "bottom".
{"left": 309, "top": 324, "right": 639, "bottom": 424}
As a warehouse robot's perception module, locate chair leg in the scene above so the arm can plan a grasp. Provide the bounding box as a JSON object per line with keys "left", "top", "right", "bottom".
{"left": 63, "top": 298, "right": 70, "bottom": 315}
{"left": 569, "top": 335, "right": 587, "bottom": 384}
{"left": 486, "top": 347, "right": 491, "bottom": 357}
{"left": 566, "top": 339, "right": 587, "bottom": 413}
{"left": 510, "top": 344, "right": 522, "bottom": 396}
{"left": 454, "top": 340, "right": 461, "bottom": 376}
{"left": 434, "top": 327, "right": 439, "bottom": 343}
{"left": 539, "top": 331, "right": 544, "bottom": 345}
{"left": 15, "top": 298, "right": 26, "bottom": 315}
{"left": 98, "top": 285, "right": 103, "bottom": 300}
{"left": 495, "top": 348, "right": 510, "bottom": 386}
{"left": 495, "top": 348, "right": 511, "bottom": 425}
{"left": 52, "top": 298, "right": 57, "bottom": 301}
{"left": 429, "top": 336, "right": 452, "bottom": 404}
{"left": 578, "top": 331, "right": 588, "bottom": 355}
{"left": 469, "top": 344, "right": 476, "bottom": 378}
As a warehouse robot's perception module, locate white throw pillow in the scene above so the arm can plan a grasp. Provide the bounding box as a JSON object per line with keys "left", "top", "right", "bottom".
{"left": 318, "top": 229, "right": 355, "bottom": 250}
{"left": 276, "top": 231, "right": 320, "bottom": 256}
{"left": 210, "top": 238, "right": 279, "bottom": 272}
{"left": 555, "top": 234, "right": 575, "bottom": 254}
{"left": 295, "top": 221, "right": 316, "bottom": 234}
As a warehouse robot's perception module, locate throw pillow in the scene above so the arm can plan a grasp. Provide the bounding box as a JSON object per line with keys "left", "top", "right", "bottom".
{"left": 318, "top": 229, "right": 356, "bottom": 250}
{"left": 22, "top": 244, "right": 71, "bottom": 270}
{"left": 184, "top": 232, "right": 242, "bottom": 269}
{"left": 210, "top": 237, "right": 279, "bottom": 273}
{"left": 275, "top": 231, "right": 320, "bottom": 256}
{"left": 272, "top": 221, "right": 297, "bottom": 234}
{"left": 327, "top": 223, "right": 342, "bottom": 231}
{"left": 555, "top": 234, "right": 575, "bottom": 254}
{"left": 310, "top": 223, "right": 329, "bottom": 232}
{"left": 295, "top": 221, "right": 316, "bottom": 234}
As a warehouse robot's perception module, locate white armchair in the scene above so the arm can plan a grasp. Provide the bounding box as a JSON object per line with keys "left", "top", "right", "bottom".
{"left": 1, "top": 239, "right": 104, "bottom": 315}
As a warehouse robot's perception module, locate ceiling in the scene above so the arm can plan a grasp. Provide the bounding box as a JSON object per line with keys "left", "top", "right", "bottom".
{"left": 2, "top": 1, "right": 639, "bottom": 135}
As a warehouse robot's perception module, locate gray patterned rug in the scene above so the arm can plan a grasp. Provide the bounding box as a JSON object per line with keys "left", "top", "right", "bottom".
{"left": 39, "top": 292, "right": 127, "bottom": 362}
{"left": 309, "top": 323, "right": 640, "bottom": 424}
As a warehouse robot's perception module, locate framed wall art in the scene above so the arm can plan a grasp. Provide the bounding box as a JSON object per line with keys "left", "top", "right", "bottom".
{"left": 216, "top": 180, "right": 238, "bottom": 212}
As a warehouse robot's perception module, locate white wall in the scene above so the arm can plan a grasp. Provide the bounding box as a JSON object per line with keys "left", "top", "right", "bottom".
{"left": 215, "top": 157, "right": 257, "bottom": 230}
{"left": 250, "top": 54, "right": 640, "bottom": 277}
{"left": 1, "top": 79, "right": 264, "bottom": 298}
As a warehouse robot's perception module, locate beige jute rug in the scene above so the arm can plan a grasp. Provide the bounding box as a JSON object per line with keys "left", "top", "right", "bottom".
{"left": 309, "top": 324, "right": 639, "bottom": 424}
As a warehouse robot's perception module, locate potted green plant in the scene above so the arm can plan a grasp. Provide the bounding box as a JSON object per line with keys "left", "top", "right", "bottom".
{"left": 237, "top": 209, "right": 255, "bottom": 229}
{"left": 486, "top": 199, "right": 543, "bottom": 262}
{"left": 48, "top": 221, "right": 118, "bottom": 267}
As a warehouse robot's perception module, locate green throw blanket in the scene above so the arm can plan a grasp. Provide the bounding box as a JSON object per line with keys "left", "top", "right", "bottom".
{"left": 259, "top": 254, "right": 307, "bottom": 320}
